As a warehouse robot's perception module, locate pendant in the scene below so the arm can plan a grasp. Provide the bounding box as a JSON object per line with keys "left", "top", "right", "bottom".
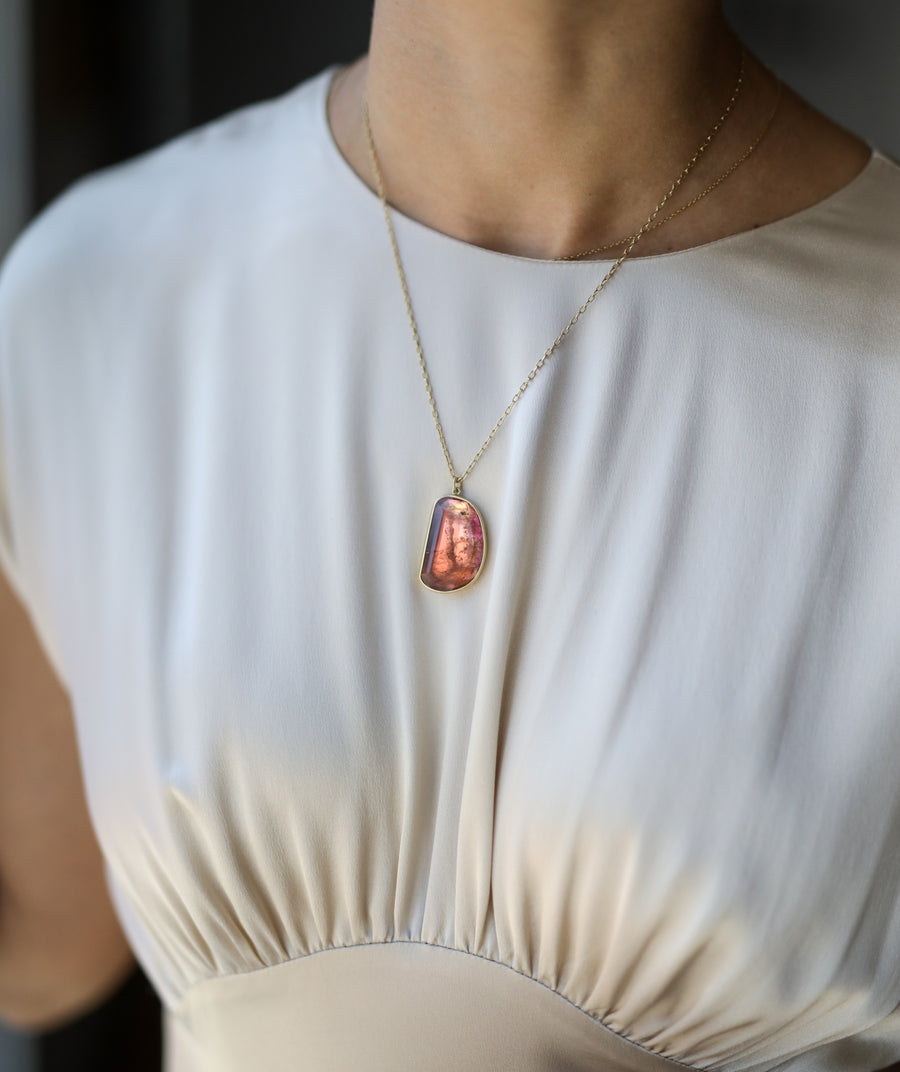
{"left": 420, "top": 495, "right": 486, "bottom": 592}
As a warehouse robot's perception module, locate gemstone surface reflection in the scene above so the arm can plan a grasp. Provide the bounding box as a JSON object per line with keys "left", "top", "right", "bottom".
{"left": 420, "top": 496, "right": 486, "bottom": 592}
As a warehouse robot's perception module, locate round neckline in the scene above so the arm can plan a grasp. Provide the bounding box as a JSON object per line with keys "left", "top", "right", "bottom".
{"left": 316, "top": 64, "right": 881, "bottom": 269}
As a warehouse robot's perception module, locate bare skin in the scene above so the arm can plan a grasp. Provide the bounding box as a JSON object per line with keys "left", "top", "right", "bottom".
{"left": 0, "top": 566, "right": 134, "bottom": 1030}
{"left": 330, "top": 0, "right": 871, "bottom": 260}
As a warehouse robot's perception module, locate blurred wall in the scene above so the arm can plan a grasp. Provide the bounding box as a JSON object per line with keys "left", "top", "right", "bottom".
{"left": 725, "top": 0, "right": 900, "bottom": 157}
{"left": 0, "top": 0, "right": 30, "bottom": 256}
{"left": 0, "top": 1027, "right": 35, "bottom": 1072}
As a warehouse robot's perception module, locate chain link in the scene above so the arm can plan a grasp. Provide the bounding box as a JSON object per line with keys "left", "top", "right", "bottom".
{"left": 364, "top": 50, "right": 748, "bottom": 495}
{"left": 560, "top": 75, "right": 782, "bottom": 260}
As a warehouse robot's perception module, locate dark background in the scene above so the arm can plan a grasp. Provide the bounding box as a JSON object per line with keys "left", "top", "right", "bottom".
{"left": 27, "top": 0, "right": 375, "bottom": 211}
{"left": 0, "top": 1, "right": 898, "bottom": 1068}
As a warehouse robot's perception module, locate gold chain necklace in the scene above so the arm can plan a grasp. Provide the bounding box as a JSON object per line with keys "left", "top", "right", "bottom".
{"left": 364, "top": 55, "right": 745, "bottom": 593}
{"left": 559, "top": 74, "right": 782, "bottom": 260}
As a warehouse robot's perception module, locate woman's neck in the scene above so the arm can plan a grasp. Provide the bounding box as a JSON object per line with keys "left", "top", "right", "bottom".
{"left": 365, "top": 0, "right": 737, "bottom": 258}
{"left": 329, "top": 0, "right": 869, "bottom": 259}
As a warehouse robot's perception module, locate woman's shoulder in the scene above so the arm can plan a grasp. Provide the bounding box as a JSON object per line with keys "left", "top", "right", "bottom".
{"left": 0, "top": 66, "right": 336, "bottom": 318}
{"left": 837, "top": 149, "right": 900, "bottom": 235}
{"left": 769, "top": 148, "right": 900, "bottom": 264}
{"left": 750, "top": 81, "right": 900, "bottom": 263}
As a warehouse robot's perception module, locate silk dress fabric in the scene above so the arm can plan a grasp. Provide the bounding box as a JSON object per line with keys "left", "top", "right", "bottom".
{"left": 2, "top": 66, "right": 900, "bottom": 1071}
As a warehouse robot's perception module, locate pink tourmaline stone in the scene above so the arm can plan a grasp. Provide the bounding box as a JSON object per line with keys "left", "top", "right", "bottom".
{"left": 420, "top": 496, "right": 486, "bottom": 592}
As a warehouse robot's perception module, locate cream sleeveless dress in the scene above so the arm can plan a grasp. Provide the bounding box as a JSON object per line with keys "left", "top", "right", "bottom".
{"left": 2, "top": 67, "right": 900, "bottom": 1071}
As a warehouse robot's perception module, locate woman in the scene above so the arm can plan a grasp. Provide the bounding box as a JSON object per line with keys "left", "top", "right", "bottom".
{"left": 2, "top": 0, "right": 899, "bottom": 1069}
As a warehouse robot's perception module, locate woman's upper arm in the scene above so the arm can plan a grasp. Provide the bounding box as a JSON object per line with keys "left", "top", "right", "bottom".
{"left": 0, "top": 564, "right": 134, "bottom": 1031}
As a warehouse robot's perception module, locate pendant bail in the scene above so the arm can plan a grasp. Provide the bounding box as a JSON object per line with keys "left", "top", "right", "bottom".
{"left": 452, "top": 476, "right": 463, "bottom": 496}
